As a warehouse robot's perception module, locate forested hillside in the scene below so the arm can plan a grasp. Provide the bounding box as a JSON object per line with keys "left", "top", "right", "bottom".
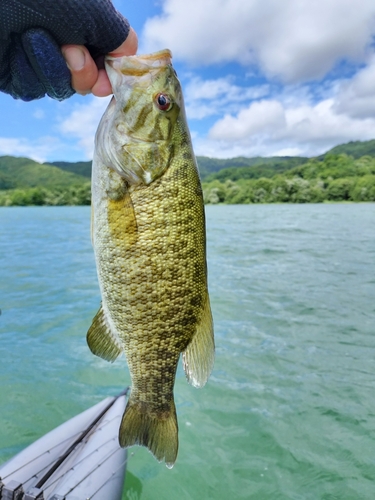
{"left": 1, "top": 140, "right": 375, "bottom": 205}
{"left": 0, "top": 156, "right": 88, "bottom": 190}
{"left": 46, "top": 155, "right": 309, "bottom": 181}
{"left": 320, "top": 139, "right": 375, "bottom": 159}
{"left": 203, "top": 154, "right": 375, "bottom": 204}
{"left": 0, "top": 156, "right": 90, "bottom": 206}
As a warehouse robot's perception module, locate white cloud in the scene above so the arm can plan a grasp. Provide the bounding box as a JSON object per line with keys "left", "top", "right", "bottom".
{"left": 0, "top": 137, "right": 62, "bottom": 163}
{"left": 210, "top": 100, "right": 286, "bottom": 141}
{"left": 0, "top": 96, "right": 111, "bottom": 163}
{"left": 183, "top": 75, "right": 270, "bottom": 119}
{"left": 59, "top": 97, "right": 111, "bottom": 158}
{"left": 334, "top": 56, "right": 375, "bottom": 119}
{"left": 184, "top": 76, "right": 269, "bottom": 102}
{"left": 205, "top": 97, "right": 375, "bottom": 157}
{"left": 142, "top": 0, "right": 375, "bottom": 82}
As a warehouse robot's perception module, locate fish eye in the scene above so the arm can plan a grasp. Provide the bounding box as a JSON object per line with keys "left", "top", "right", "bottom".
{"left": 155, "top": 93, "right": 172, "bottom": 111}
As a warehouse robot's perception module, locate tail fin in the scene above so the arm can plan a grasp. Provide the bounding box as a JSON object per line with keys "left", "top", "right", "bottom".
{"left": 119, "top": 397, "right": 178, "bottom": 468}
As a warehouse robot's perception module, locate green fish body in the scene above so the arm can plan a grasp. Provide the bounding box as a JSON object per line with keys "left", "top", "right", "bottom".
{"left": 88, "top": 50, "right": 214, "bottom": 468}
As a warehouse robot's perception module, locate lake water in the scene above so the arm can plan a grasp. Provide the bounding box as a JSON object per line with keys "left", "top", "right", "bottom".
{"left": 0, "top": 204, "right": 375, "bottom": 499}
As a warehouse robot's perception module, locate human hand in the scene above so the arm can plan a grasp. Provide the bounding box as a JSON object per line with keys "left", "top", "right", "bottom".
{"left": 62, "top": 28, "right": 138, "bottom": 97}
{"left": 0, "top": 0, "right": 134, "bottom": 101}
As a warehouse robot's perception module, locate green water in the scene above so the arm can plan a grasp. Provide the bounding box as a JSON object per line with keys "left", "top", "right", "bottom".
{"left": 0, "top": 204, "right": 375, "bottom": 499}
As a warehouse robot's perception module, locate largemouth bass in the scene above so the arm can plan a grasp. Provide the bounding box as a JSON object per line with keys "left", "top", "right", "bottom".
{"left": 87, "top": 50, "right": 214, "bottom": 468}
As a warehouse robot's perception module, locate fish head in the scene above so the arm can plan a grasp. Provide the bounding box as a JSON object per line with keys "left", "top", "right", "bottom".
{"left": 96, "top": 50, "right": 184, "bottom": 186}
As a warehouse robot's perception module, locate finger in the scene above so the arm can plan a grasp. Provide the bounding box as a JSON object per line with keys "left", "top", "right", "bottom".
{"left": 62, "top": 45, "right": 98, "bottom": 95}
{"left": 109, "top": 27, "right": 138, "bottom": 57}
{"left": 62, "top": 28, "right": 138, "bottom": 98}
{"left": 92, "top": 28, "right": 139, "bottom": 97}
{"left": 91, "top": 68, "right": 112, "bottom": 97}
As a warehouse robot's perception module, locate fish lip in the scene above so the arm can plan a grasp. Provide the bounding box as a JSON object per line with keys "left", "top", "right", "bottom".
{"left": 106, "top": 49, "right": 173, "bottom": 76}
{"left": 105, "top": 49, "right": 176, "bottom": 97}
{"left": 106, "top": 48, "right": 172, "bottom": 65}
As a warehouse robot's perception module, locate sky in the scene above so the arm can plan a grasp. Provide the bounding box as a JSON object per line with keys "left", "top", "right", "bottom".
{"left": 1, "top": 0, "right": 375, "bottom": 163}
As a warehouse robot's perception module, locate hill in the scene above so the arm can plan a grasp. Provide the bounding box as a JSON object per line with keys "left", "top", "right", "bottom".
{"left": 203, "top": 157, "right": 309, "bottom": 182}
{"left": 47, "top": 155, "right": 310, "bottom": 182}
{"left": 202, "top": 153, "right": 375, "bottom": 204}
{"left": 196, "top": 155, "right": 308, "bottom": 178}
{"left": 202, "top": 140, "right": 375, "bottom": 184}
{"left": 48, "top": 160, "right": 92, "bottom": 178}
{"left": 1, "top": 138, "right": 375, "bottom": 205}
{"left": 41, "top": 139, "right": 375, "bottom": 183}
{"left": 0, "top": 156, "right": 88, "bottom": 190}
{"left": 321, "top": 139, "right": 375, "bottom": 159}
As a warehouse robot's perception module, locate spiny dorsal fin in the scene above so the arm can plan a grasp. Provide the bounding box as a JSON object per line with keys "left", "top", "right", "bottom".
{"left": 86, "top": 304, "right": 122, "bottom": 362}
{"left": 182, "top": 294, "right": 215, "bottom": 388}
{"left": 119, "top": 396, "right": 178, "bottom": 469}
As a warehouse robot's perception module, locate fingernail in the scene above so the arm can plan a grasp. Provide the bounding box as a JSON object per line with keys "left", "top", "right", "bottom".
{"left": 63, "top": 47, "right": 86, "bottom": 71}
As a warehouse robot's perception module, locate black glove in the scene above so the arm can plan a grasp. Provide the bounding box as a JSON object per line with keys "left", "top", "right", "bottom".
{"left": 0, "top": 0, "right": 130, "bottom": 101}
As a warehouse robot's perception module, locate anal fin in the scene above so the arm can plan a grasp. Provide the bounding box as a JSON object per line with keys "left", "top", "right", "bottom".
{"left": 183, "top": 294, "right": 215, "bottom": 388}
{"left": 87, "top": 304, "right": 122, "bottom": 362}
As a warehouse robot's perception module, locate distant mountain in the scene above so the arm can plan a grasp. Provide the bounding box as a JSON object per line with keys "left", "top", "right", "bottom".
{"left": 47, "top": 155, "right": 310, "bottom": 181}
{"left": 200, "top": 140, "right": 375, "bottom": 182}
{"left": 2, "top": 139, "right": 375, "bottom": 191}
{"left": 196, "top": 155, "right": 308, "bottom": 179}
{"left": 47, "top": 157, "right": 277, "bottom": 180}
{"left": 47, "top": 140, "right": 375, "bottom": 181}
{"left": 48, "top": 160, "right": 92, "bottom": 178}
{"left": 202, "top": 157, "right": 310, "bottom": 182}
{"left": 322, "top": 139, "right": 375, "bottom": 159}
{"left": 0, "top": 156, "right": 88, "bottom": 190}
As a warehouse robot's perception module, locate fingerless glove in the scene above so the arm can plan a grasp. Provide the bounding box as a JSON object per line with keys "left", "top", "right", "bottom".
{"left": 0, "top": 0, "right": 130, "bottom": 101}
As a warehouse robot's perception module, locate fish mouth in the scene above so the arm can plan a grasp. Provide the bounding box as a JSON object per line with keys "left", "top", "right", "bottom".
{"left": 106, "top": 49, "right": 172, "bottom": 77}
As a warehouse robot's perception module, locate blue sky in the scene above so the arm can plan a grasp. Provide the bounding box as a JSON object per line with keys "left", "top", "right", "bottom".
{"left": 1, "top": 0, "right": 375, "bottom": 162}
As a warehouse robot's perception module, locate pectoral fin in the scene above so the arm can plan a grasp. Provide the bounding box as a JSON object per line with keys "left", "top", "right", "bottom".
{"left": 108, "top": 188, "right": 138, "bottom": 248}
{"left": 87, "top": 304, "right": 122, "bottom": 362}
{"left": 182, "top": 294, "right": 215, "bottom": 388}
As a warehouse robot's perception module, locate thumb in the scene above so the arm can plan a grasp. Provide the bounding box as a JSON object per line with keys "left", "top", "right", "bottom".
{"left": 91, "top": 27, "right": 138, "bottom": 97}
{"left": 108, "top": 27, "right": 138, "bottom": 57}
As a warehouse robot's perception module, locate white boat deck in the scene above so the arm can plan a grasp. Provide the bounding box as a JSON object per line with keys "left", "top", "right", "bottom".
{"left": 0, "top": 390, "right": 129, "bottom": 500}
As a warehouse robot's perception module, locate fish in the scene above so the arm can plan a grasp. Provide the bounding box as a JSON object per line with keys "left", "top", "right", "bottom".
{"left": 87, "top": 49, "right": 214, "bottom": 468}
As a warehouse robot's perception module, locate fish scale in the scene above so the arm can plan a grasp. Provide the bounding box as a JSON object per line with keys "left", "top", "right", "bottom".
{"left": 87, "top": 49, "right": 214, "bottom": 468}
